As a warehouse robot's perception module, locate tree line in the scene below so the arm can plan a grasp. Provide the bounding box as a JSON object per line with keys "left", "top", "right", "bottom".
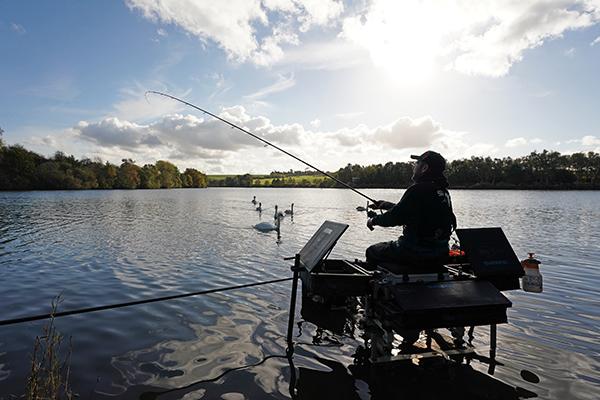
{"left": 211, "top": 150, "right": 600, "bottom": 189}
{"left": 335, "top": 150, "right": 600, "bottom": 189}
{"left": 2, "top": 130, "right": 599, "bottom": 190}
{"left": 0, "top": 139, "right": 207, "bottom": 190}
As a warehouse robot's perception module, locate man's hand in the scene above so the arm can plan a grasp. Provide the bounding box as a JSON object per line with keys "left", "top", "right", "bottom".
{"left": 367, "top": 218, "right": 375, "bottom": 231}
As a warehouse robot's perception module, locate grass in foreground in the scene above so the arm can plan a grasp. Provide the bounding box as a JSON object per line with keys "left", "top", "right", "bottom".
{"left": 26, "top": 296, "right": 74, "bottom": 400}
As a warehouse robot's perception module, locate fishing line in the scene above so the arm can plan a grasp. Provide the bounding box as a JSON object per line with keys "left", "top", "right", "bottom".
{"left": 145, "top": 91, "right": 377, "bottom": 203}
{"left": 0, "top": 277, "right": 292, "bottom": 327}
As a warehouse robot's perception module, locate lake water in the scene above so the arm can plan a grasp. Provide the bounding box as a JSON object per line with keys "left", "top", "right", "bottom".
{"left": 0, "top": 188, "right": 599, "bottom": 399}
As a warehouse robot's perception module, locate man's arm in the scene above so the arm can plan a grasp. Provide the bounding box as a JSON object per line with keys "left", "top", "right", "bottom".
{"left": 369, "top": 187, "right": 417, "bottom": 228}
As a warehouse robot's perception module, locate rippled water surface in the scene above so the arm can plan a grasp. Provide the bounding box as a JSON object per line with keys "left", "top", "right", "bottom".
{"left": 0, "top": 188, "right": 599, "bottom": 399}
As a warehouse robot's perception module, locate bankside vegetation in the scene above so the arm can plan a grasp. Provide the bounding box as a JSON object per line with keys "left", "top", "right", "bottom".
{"left": 0, "top": 137, "right": 207, "bottom": 191}
{"left": 1, "top": 131, "right": 599, "bottom": 190}
{"left": 25, "top": 296, "right": 74, "bottom": 400}
{"left": 209, "top": 150, "right": 600, "bottom": 189}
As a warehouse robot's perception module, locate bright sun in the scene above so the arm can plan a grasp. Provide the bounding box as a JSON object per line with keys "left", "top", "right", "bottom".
{"left": 344, "top": 0, "right": 453, "bottom": 84}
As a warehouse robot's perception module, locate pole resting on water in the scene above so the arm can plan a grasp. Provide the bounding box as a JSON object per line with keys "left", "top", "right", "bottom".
{"left": 146, "top": 91, "right": 376, "bottom": 204}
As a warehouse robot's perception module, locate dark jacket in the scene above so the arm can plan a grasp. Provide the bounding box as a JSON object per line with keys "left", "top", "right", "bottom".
{"left": 372, "top": 175, "right": 456, "bottom": 244}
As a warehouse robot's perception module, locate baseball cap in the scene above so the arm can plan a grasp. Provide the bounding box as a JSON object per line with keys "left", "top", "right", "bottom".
{"left": 410, "top": 150, "right": 446, "bottom": 172}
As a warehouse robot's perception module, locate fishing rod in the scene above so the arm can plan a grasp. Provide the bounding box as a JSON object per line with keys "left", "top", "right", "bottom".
{"left": 145, "top": 91, "right": 377, "bottom": 203}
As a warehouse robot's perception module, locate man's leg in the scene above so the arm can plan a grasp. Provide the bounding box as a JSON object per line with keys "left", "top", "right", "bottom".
{"left": 366, "top": 240, "right": 407, "bottom": 267}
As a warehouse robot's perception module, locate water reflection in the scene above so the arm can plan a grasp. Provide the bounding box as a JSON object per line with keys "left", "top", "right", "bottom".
{"left": 291, "top": 298, "right": 539, "bottom": 400}
{"left": 0, "top": 189, "right": 599, "bottom": 398}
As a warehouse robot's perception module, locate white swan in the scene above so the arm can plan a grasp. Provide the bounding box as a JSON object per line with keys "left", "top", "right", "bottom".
{"left": 274, "top": 205, "right": 284, "bottom": 219}
{"left": 284, "top": 203, "right": 294, "bottom": 215}
{"left": 253, "top": 214, "right": 281, "bottom": 232}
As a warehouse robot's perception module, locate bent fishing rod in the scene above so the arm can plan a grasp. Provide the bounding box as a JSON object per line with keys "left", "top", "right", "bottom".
{"left": 146, "top": 91, "right": 376, "bottom": 204}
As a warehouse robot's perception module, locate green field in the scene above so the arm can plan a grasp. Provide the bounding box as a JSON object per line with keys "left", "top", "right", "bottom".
{"left": 252, "top": 174, "right": 328, "bottom": 185}
{"left": 207, "top": 174, "right": 333, "bottom": 187}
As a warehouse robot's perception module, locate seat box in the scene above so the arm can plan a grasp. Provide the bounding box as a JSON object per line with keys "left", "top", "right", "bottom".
{"left": 301, "top": 259, "right": 371, "bottom": 298}
{"left": 456, "top": 228, "right": 523, "bottom": 291}
{"left": 374, "top": 280, "right": 512, "bottom": 329}
{"left": 295, "top": 221, "right": 371, "bottom": 299}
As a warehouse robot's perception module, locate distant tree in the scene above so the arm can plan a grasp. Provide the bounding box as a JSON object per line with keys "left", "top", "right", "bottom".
{"left": 156, "top": 160, "right": 182, "bottom": 188}
{"left": 182, "top": 168, "right": 207, "bottom": 188}
{"left": 181, "top": 173, "right": 192, "bottom": 188}
{"left": 116, "top": 160, "right": 141, "bottom": 189}
{"left": 588, "top": 151, "right": 600, "bottom": 185}
{"left": 35, "top": 161, "right": 77, "bottom": 189}
{"left": 140, "top": 164, "right": 161, "bottom": 189}
{"left": 88, "top": 160, "right": 117, "bottom": 189}
{"left": 0, "top": 144, "right": 43, "bottom": 190}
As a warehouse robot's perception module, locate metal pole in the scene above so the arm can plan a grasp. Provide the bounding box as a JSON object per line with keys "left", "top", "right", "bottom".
{"left": 490, "top": 324, "right": 497, "bottom": 360}
{"left": 286, "top": 254, "right": 301, "bottom": 355}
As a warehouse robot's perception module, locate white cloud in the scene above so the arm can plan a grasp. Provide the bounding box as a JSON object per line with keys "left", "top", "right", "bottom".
{"left": 582, "top": 135, "right": 600, "bottom": 146}
{"left": 244, "top": 73, "right": 296, "bottom": 100}
{"left": 342, "top": 0, "right": 600, "bottom": 78}
{"left": 112, "top": 84, "right": 188, "bottom": 122}
{"left": 295, "top": 0, "right": 344, "bottom": 31}
{"left": 123, "top": 0, "right": 600, "bottom": 78}
{"left": 157, "top": 28, "right": 167, "bottom": 36}
{"left": 10, "top": 22, "right": 26, "bottom": 35}
{"left": 205, "top": 73, "right": 233, "bottom": 100}
{"left": 125, "top": 0, "right": 343, "bottom": 65}
{"left": 69, "top": 103, "right": 498, "bottom": 172}
{"left": 372, "top": 117, "right": 443, "bottom": 148}
{"left": 505, "top": 137, "right": 528, "bottom": 147}
{"left": 591, "top": 35, "right": 600, "bottom": 45}
{"left": 74, "top": 105, "right": 304, "bottom": 161}
{"left": 531, "top": 90, "right": 553, "bottom": 98}
{"left": 335, "top": 111, "right": 364, "bottom": 119}
{"left": 276, "top": 38, "right": 369, "bottom": 70}
{"left": 310, "top": 118, "right": 321, "bottom": 128}
{"left": 564, "top": 47, "right": 576, "bottom": 57}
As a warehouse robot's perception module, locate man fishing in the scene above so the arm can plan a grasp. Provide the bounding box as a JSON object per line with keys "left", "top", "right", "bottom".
{"left": 366, "top": 151, "right": 457, "bottom": 269}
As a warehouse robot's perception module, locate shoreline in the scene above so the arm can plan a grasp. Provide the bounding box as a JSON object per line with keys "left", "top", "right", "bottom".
{"left": 2, "top": 185, "right": 600, "bottom": 192}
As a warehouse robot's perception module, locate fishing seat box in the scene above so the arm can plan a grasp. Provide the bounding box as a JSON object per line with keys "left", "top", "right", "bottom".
{"left": 296, "top": 221, "right": 371, "bottom": 299}
{"left": 370, "top": 227, "right": 522, "bottom": 329}
{"left": 455, "top": 227, "right": 524, "bottom": 291}
{"left": 372, "top": 280, "right": 512, "bottom": 329}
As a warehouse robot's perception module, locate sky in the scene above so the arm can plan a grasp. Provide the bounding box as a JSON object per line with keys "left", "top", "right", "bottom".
{"left": 1, "top": 0, "right": 600, "bottom": 174}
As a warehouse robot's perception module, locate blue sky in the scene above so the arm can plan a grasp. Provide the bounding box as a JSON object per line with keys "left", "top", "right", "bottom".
{"left": 1, "top": 0, "right": 600, "bottom": 173}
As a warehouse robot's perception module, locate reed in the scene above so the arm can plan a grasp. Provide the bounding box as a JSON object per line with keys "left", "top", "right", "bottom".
{"left": 25, "top": 295, "right": 74, "bottom": 400}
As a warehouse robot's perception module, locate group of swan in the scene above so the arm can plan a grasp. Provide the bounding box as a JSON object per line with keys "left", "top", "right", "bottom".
{"left": 251, "top": 197, "right": 294, "bottom": 232}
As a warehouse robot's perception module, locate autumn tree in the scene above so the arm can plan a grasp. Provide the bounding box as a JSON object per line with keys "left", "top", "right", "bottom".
{"left": 140, "top": 164, "right": 161, "bottom": 189}
{"left": 116, "top": 159, "right": 141, "bottom": 189}
{"left": 156, "top": 160, "right": 182, "bottom": 188}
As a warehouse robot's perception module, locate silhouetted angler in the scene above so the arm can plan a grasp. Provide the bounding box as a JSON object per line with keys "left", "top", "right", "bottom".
{"left": 366, "top": 151, "right": 457, "bottom": 268}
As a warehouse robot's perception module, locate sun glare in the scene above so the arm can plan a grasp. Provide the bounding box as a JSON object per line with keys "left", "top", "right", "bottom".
{"left": 345, "top": 0, "right": 451, "bottom": 84}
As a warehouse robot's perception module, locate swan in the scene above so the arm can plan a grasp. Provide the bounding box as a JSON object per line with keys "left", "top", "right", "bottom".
{"left": 256, "top": 202, "right": 262, "bottom": 212}
{"left": 284, "top": 203, "right": 294, "bottom": 215}
{"left": 253, "top": 214, "right": 281, "bottom": 232}
{"left": 274, "top": 205, "right": 284, "bottom": 219}
{"left": 251, "top": 196, "right": 257, "bottom": 205}
{"left": 356, "top": 201, "right": 369, "bottom": 212}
